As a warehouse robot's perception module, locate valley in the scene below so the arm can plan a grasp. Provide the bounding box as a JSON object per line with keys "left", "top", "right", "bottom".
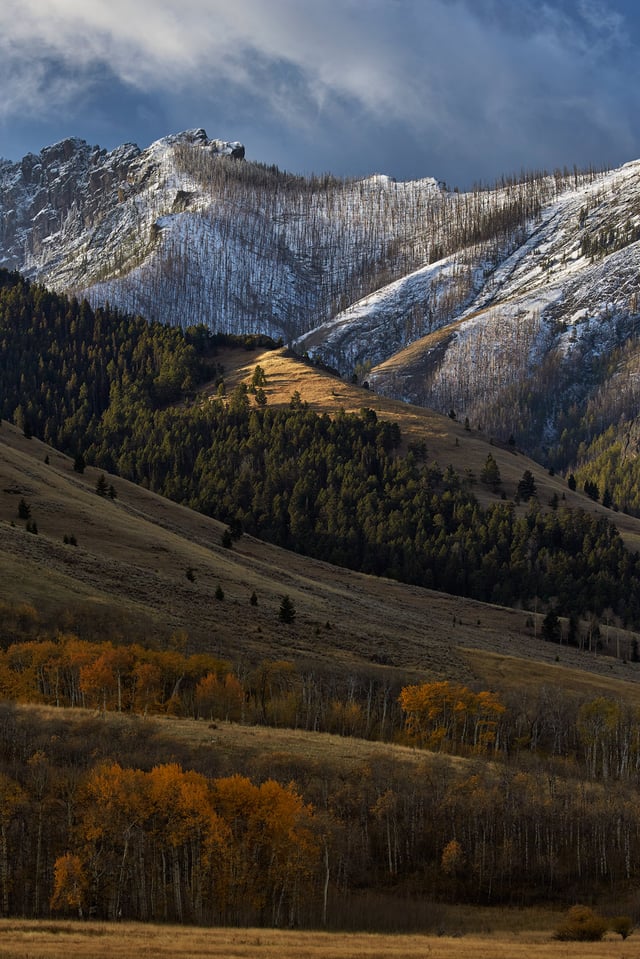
{"left": 2, "top": 131, "right": 640, "bottom": 937}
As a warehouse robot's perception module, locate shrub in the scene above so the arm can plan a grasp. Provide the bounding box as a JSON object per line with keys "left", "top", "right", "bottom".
{"left": 609, "top": 915, "right": 634, "bottom": 939}
{"left": 553, "top": 905, "right": 608, "bottom": 941}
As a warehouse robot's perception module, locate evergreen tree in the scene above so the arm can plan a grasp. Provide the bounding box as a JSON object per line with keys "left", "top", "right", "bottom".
{"left": 221, "top": 529, "right": 233, "bottom": 549}
{"left": 279, "top": 595, "right": 296, "bottom": 624}
{"left": 480, "top": 453, "right": 501, "bottom": 491}
{"left": 542, "top": 607, "right": 561, "bottom": 643}
{"left": 584, "top": 479, "right": 599, "bottom": 501}
{"left": 517, "top": 469, "right": 537, "bottom": 501}
{"left": 95, "top": 474, "right": 109, "bottom": 497}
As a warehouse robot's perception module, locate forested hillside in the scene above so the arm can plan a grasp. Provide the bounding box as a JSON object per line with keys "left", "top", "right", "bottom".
{"left": 2, "top": 268, "right": 640, "bottom": 627}
{"left": 5, "top": 266, "right": 640, "bottom": 928}
{"left": 2, "top": 676, "right": 640, "bottom": 926}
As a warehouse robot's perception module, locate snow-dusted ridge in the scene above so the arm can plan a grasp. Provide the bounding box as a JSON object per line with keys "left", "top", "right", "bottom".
{"left": 0, "top": 129, "right": 244, "bottom": 292}
{"left": 364, "top": 160, "right": 640, "bottom": 450}
{"left": 2, "top": 131, "right": 640, "bottom": 451}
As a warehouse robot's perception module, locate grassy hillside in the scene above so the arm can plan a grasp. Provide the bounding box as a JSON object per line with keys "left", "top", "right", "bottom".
{"left": 3, "top": 379, "right": 640, "bottom": 695}
{"left": 5, "top": 392, "right": 640, "bottom": 925}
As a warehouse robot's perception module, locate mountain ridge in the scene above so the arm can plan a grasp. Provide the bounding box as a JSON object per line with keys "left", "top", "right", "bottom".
{"left": 3, "top": 130, "right": 640, "bottom": 502}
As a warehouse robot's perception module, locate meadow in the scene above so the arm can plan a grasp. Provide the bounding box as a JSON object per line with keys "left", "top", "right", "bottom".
{"left": 0, "top": 913, "right": 634, "bottom": 959}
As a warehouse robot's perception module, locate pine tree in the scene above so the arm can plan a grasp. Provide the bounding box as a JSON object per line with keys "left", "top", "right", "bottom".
{"left": 542, "top": 607, "right": 561, "bottom": 643}
{"left": 480, "top": 453, "right": 501, "bottom": 491}
{"left": 517, "top": 469, "right": 537, "bottom": 501}
{"left": 278, "top": 594, "right": 296, "bottom": 624}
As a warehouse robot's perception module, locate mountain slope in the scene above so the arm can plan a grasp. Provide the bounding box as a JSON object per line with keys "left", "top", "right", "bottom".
{"left": 368, "top": 161, "right": 640, "bottom": 446}
{"left": 4, "top": 416, "right": 640, "bottom": 697}
{"left": 4, "top": 130, "right": 640, "bottom": 513}
{"left": 0, "top": 130, "right": 444, "bottom": 342}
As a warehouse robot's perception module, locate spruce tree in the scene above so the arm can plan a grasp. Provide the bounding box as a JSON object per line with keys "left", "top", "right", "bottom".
{"left": 278, "top": 594, "right": 296, "bottom": 624}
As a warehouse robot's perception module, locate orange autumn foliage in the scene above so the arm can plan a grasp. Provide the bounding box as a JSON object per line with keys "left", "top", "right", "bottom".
{"left": 399, "top": 680, "right": 506, "bottom": 752}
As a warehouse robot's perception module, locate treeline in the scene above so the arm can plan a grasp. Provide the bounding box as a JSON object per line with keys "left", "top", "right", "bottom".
{"left": 0, "top": 625, "right": 406, "bottom": 739}
{"left": 4, "top": 620, "right": 640, "bottom": 787}
{"left": 3, "top": 269, "right": 640, "bottom": 625}
{"left": 0, "top": 268, "right": 278, "bottom": 447}
{"left": 3, "top": 697, "right": 640, "bottom": 926}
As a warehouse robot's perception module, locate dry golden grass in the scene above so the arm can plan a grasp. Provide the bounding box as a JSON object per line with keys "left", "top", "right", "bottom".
{"left": 11, "top": 701, "right": 465, "bottom": 781}
{"left": 0, "top": 918, "right": 634, "bottom": 959}
{"left": 464, "top": 648, "right": 640, "bottom": 707}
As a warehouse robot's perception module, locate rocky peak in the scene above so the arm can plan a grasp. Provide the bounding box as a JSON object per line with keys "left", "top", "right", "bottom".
{"left": 147, "top": 128, "right": 245, "bottom": 158}
{"left": 0, "top": 130, "right": 243, "bottom": 279}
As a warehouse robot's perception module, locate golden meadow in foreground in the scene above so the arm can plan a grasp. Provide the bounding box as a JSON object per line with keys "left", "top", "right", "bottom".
{"left": 0, "top": 918, "right": 635, "bottom": 959}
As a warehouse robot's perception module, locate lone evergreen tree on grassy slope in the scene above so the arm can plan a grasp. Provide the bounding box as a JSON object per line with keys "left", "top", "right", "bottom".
{"left": 279, "top": 594, "right": 296, "bottom": 624}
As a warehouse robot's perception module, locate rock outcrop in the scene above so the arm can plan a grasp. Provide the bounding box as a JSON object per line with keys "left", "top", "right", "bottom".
{"left": 0, "top": 130, "right": 244, "bottom": 279}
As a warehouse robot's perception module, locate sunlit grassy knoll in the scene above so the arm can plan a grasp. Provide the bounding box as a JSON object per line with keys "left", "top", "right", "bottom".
{"left": 0, "top": 918, "right": 634, "bottom": 959}
{"left": 226, "top": 346, "right": 620, "bottom": 519}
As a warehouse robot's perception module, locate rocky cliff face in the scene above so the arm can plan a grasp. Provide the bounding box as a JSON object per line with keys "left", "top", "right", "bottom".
{"left": 0, "top": 129, "right": 244, "bottom": 289}
{"left": 0, "top": 137, "right": 140, "bottom": 272}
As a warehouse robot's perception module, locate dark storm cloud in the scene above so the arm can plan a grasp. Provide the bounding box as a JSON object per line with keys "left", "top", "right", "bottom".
{"left": 1, "top": 0, "right": 639, "bottom": 185}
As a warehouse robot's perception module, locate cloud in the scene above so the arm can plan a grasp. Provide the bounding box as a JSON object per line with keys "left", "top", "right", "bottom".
{"left": 1, "top": 0, "right": 639, "bottom": 181}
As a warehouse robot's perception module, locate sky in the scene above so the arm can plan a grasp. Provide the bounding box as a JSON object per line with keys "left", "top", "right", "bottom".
{"left": 1, "top": 0, "right": 639, "bottom": 188}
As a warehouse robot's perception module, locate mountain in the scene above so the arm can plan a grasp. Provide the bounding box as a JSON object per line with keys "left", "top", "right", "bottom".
{"left": 0, "top": 128, "right": 442, "bottom": 343}
{"left": 3, "top": 130, "right": 640, "bottom": 501}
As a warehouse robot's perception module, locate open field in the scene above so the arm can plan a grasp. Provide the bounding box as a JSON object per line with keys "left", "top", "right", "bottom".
{"left": 0, "top": 918, "right": 634, "bottom": 959}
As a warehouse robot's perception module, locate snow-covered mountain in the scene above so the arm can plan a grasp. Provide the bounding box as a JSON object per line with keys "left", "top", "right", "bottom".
{"left": 2, "top": 129, "right": 640, "bottom": 464}
{"left": 0, "top": 129, "right": 444, "bottom": 344}
{"left": 364, "top": 161, "right": 640, "bottom": 460}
